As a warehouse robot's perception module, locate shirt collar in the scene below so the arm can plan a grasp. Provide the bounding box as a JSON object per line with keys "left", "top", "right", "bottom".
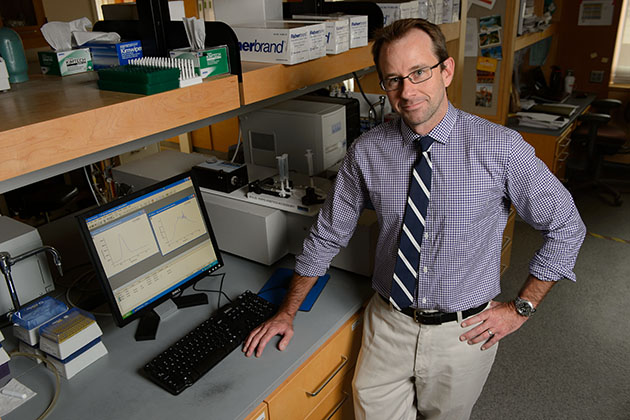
{"left": 400, "top": 102, "right": 456, "bottom": 147}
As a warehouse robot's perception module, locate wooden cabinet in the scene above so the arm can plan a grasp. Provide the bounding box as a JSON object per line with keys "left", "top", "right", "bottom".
{"left": 519, "top": 122, "right": 574, "bottom": 180}
{"left": 0, "top": 0, "right": 47, "bottom": 49}
{"left": 262, "top": 310, "right": 363, "bottom": 420}
{"left": 243, "top": 402, "right": 270, "bottom": 420}
{"left": 461, "top": 0, "right": 563, "bottom": 125}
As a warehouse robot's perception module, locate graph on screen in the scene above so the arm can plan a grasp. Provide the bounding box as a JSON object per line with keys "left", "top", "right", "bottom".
{"left": 150, "top": 195, "right": 206, "bottom": 255}
{"left": 91, "top": 212, "right": 160, "bottom": 278}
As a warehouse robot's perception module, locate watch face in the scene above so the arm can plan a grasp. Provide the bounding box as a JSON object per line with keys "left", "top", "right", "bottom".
{"left": 515, "top": 298, "right": 534, "bottom": 317}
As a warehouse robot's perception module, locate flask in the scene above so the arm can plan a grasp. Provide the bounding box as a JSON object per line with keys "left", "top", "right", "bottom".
{"left": 0, "top": 27, "right": 28, "bottom": 83}
{"left": 564, "top": 69, "right": 575, "bottom": 95}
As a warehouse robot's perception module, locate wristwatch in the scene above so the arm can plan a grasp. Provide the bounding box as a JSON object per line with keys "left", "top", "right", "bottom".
{"left": 514, "top": 297, "right": 536, "bottom": 317}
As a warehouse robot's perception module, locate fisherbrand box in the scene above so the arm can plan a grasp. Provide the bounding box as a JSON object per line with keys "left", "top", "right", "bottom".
{"left": 38, "top": 48, "right": 93, "bottom": 76}
{"left": 233, "top": 22, "right": 312, "bottom": 65}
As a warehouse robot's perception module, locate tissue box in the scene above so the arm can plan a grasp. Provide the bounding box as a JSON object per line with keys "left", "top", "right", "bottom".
{"left": 168, "top": 45, "right": 230, "bottom": 78}
{"left": 233, "top": 22, "right": 313, "bottom": 65}
{"left": 85, "top": 40, "right": 143, "bottom": 69}
{"left": 38, "top": 48, "right": 93, "bottom": 76}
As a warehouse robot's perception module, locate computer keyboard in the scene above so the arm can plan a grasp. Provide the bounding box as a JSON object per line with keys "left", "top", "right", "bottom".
{"left": 144, "top": 290, "right": 277, "bottom": 395}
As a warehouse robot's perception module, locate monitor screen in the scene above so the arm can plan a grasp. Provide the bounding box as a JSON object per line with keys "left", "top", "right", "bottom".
{"left": 76, "top": 172, "right": 222, "bottom": 331}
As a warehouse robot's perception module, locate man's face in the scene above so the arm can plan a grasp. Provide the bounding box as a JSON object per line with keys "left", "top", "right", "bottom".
{"left": 379, "top": 28, "right": 455, "bottom": 135}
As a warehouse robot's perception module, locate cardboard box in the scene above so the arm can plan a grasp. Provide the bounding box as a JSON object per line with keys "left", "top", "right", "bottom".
{"left": 293, "top": 14, "right": 367, "bottom": 49}
{"left": 269, "top": 20, "right": 326, "bottom": 59}
{"left": 233, "top": 22, "right": 312, "bottom": 65}
{"left": 85, "top": 40, "right": 143, "bottom": 69}
{"left": 169, "top": 45, "right": 231, "bottom": 78}
{"left": 377, "top": 3, "right": 404, "bottom": 26}
{"left": 38, "top": 48, "right": 93, "bottom": 76}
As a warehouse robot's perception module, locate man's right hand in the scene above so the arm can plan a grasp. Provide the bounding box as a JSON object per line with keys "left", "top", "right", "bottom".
{"left": 243, "top": 311, "right": 295, "bottom": 358}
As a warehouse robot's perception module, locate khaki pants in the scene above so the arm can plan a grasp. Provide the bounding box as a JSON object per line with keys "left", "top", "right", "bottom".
{"left": 352, "top": 294, "right": 498, "bottom": 420}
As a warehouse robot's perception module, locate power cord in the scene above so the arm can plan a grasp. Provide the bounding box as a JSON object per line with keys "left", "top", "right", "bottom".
{"left": 8, "top": 352, "right": 61, "bottom": 420}
{"left": 353, "top": 71, "right": 379, "bottom": 127}
{"left": 192, "top": 272, "right": 232, "bottom": 308}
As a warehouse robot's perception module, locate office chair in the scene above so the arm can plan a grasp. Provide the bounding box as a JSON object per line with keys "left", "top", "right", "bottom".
{"left": 567, "top": 105, "right": 627, "bottom": 206}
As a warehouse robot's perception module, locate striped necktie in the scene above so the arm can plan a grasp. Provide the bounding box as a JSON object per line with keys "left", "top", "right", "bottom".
{"left": 390, "top": 135, "right": 434, "bottom": 310}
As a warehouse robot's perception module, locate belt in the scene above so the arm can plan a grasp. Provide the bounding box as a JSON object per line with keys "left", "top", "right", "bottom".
{"left": 379, "top": 294, "right": 487, "bottom": 325}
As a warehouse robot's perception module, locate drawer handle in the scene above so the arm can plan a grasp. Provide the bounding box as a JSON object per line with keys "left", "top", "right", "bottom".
{"left": 558, "top": 135, "right": 571, "bottom": 148}
{"left": 508, "top": 207, "right": 515, "bottom": 219}
{"left": 306, "top": 355, "right": 349, "bottom": 397}
{"left": 502, "top": 235, "right": 512, "bottom": 250}
{"left": 325, "top": 392, "right": 350, "bottom": 420}
{"left": 556, "top": 151, "right": 570, "bottom": 162}
{"left": 500, "top": 264, "right": 508, "bottom": 276}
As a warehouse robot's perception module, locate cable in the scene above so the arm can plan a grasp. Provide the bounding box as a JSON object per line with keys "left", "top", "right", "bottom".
{"left": 353, "top": 71, "right": 378, "bottom": 127}
{"left": 83, "top": 166, "right": 100, "bottom": 206}
{"left": 230, "top": 120, "right": 243, "bottom": 163}
{"left": 192, "top": 272, "right": 232, "bottom": 307}
{"left": 9, "top": 352, "right": 61, "bottom": 420}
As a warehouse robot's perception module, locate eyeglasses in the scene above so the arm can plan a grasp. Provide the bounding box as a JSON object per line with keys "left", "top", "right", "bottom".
{"left": 379, "top": 60, "right": 446, "bottom": 92}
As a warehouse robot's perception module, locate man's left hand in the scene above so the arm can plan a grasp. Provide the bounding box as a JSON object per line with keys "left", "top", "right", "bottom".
{"left": 459, "top": 300, "right": 527, "bottom": 351}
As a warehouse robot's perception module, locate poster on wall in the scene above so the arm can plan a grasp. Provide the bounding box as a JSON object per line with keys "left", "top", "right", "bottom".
{"left": 475, "top": 84, "right": 493, "bottom": 107}
{"left": 578, "top": 0, "right": 614, "bottom": 26}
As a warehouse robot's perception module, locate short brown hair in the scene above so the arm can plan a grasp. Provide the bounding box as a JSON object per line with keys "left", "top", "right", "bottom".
{"left": 372, "top": 19, "right": 449, "bottom": 79}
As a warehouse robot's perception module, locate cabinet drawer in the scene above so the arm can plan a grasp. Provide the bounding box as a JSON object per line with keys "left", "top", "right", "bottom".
{"left": 305, "top": 369, "right": 355, "bottom": 420}
{"left": 243, "top": 401, "right": 269, "bottom": 420}
{"left": 266, "top": 312, "right": 363, "bottom": 420}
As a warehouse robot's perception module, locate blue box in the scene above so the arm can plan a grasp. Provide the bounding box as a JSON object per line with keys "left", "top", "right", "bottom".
{"left": 85, "top": 40, "right": 143, "bottom": 69}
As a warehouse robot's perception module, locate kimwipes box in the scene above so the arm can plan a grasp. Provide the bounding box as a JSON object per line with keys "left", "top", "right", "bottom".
{"left": 169, "top": 45, "right": 231, "bottom": 78}
{"left": 233, "top": 22, "right": 314, "bottom": 65}
{"left": 84, "top": 40, "right": 143, "bottom": 69}
{"left": 38, "top": 48, "right": 93, "bottom": 76}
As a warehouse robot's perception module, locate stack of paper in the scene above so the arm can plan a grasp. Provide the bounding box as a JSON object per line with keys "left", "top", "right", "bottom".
{"left": 516, "top": 112, "right": 569, "bottom": 130}
{"left": 530, "top": 103, "right": 579, "bottom": 117}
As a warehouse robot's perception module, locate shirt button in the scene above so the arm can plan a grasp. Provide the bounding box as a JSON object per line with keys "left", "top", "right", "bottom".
{"left": 423, "top": 266, "right": 428, "bottom": 273}
{"left": 422, "top": 297, "right": 427, "bottom": 304}
{"left": 424, "top": 232, "right": 429, "bottom": 240}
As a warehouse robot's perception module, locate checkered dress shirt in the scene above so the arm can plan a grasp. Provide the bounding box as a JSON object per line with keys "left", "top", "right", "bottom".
{"left": 295, "top": 103, "right": 586, "bottom": 311}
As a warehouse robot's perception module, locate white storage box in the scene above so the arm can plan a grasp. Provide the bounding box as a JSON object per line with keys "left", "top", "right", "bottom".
{"left": 268, "top": 20, "right": 327, "bottom": 60}
{"left": 233, "top": 22, "right": 313, "bottom": 65}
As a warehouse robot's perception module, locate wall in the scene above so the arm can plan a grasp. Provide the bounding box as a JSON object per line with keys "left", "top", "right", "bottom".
{"left": 41, "top": 0, "right": 97, "bottom": 24}
{"left": 555, "top": 1, "right": 623, "bottom": 98}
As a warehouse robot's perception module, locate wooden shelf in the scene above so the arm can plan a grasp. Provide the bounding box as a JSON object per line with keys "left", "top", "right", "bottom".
{"left": 515, "top": 23, "right": 557, "bottom": 51}
{"left": 240, "top": 43, "right": 375, "bottom": 105}
{"left": 441, "top": 21, "right": 462, "bottom": 42}
{"left": 0, "top": 73, "right": 240, "bottom": 184}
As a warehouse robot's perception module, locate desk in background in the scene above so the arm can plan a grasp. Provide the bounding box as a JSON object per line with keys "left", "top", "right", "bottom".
{"left": 3, "top": 253, "right": 373, "bottom": 420}
{"left": 506, "top": 94, "right": 596, "bottom": 181}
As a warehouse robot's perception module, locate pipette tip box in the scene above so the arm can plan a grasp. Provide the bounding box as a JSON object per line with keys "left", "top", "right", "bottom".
{"left": 38, "top": 307, "right": 103, "bottom": 360}
{"left": 46, "top": 338, "right": 108, "bottom": 379}
{"left": 12, "top": 296, "right": 68, "bottom": 346}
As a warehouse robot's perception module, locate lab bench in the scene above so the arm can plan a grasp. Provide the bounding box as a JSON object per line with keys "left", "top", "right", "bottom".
{"left": 3, "top": 253, "right": 373, "bottom": 420}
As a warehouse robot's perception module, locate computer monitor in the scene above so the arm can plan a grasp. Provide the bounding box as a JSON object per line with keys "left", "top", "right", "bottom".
{"left": 76, "top": 172, "right": 223, "bottom": 340}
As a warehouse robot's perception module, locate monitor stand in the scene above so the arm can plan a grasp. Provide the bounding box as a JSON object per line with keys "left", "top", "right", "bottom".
{"left": 134, "top": 293, "right": 209, "bottom": 341}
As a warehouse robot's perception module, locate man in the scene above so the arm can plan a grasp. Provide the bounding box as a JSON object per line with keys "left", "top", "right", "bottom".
{"left": 243, "top": 19, "right": 586, "bottom": 420}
